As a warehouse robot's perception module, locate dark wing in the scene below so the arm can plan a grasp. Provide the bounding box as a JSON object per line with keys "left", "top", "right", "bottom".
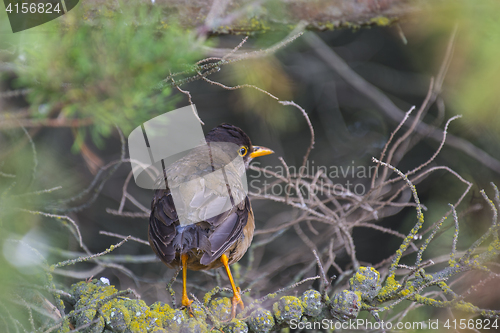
{"left": 200, "top": 197, "right": 250, "bottom": 265}
{"left": 148, "top": 189, "right": 178, "bottom": 264}
{"left": 149, "top": 187, "right": 212, "bottom": 264}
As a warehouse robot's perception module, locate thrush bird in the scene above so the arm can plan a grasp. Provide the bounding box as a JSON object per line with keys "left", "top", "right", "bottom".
{"left": 148, "top": 123, "right": 274, "bottom": 317}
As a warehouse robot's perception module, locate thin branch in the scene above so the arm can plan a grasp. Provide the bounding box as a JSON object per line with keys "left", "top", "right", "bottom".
{"left": 305, "top": 30, "right": 500, "bottom": 174}
{"left": 52, "top": 236, "right": 131, "bottom": 268}
{"left": 99, "top": 231, "right": 149, "bottom": 246}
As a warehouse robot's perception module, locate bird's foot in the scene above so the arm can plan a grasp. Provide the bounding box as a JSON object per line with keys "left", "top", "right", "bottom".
{"left": 231, "top": 287, "right": 244, "bottom": 319}
{"left": 182, "top": 295, "right": 194, "bottom": 316}
{"left": 182, "top": 294, "right": 193, "bottom": 307}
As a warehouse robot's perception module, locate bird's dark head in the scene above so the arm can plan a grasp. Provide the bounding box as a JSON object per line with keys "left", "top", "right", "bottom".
{"left": 205, "top": 123, "right": 274, "bottom": 166}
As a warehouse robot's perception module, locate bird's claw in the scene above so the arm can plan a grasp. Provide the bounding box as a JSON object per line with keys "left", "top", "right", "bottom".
{"left": 182, "top": 296, "right": 194, "bottom": 317}
{"left": 231, "top": 287, "right": 244, "bottom": 319}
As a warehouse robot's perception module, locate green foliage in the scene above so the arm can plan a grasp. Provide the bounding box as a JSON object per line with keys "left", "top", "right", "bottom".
{"left": 230, "top": 57, "right": 298, "bottom": 132}
{"left": 15, "top": 4, "right": 203, "bottom": 148}
{"left": 412, "top": 0, "right": 500, "bottom": 136}
{"left": 451, "top": 0, "right": 500, "bottom": 133}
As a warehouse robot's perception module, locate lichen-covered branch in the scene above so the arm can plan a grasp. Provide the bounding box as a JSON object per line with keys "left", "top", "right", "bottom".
{"left": 79, "top": 0, "right": 427, "bottom": 34}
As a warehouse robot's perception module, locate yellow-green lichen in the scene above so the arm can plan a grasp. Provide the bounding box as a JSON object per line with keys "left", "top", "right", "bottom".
{"left": 377, "top": 275, "right": 401, "bottom": 300}
{"left": 399, "top": 284, "right": 415, "bottom": 297}
{"left": 248, "top": 308, "right": 275, "bottom": 333}
{"left": 65, "top": 280, "right": 192, "bottom": 332}
{"left": 330, "top": 290, "right": 361, "bottom": 322}
{"left": 369, "top": 16, "right": 393, "bottom": 26}
{"left": 301, "top": 290, "right": 323, "bottom": 317}
{"left": 273, "top": 296, "right": 305, "bottom": 325}
{"left": 179, "top": 318, "right": 209, "bottom": 333}
{"left": 208, "top": 297, "right": 232, "bottom": 322}
{"left": 350, "top": 266, "right": 381, "bottom": 302}
{"left": 161, "top": 308, "right": 187, "bottom": 332}
{"left": 222, "top": 318, "right": 248, "bottom": 333}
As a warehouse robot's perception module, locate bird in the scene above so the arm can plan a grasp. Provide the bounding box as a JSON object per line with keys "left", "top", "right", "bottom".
{"left": 148, "top": 123, "right": 274, "bottom": 318}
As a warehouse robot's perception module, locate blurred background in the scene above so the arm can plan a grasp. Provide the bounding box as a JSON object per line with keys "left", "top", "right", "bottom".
{"left": 1, "top": 0, "right": 500, "bottom": 331}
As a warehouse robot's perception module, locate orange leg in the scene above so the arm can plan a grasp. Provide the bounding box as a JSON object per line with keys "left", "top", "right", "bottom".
{"left": 181, "top": 253, "right": 193, "bottom": 308}
{"left": 221, "top": 254, "right": 244, "bottom": 318}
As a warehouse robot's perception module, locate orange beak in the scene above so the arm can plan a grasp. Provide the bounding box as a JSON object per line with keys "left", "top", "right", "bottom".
{"left": 250, "top": 146, "right": 274, "bottom": 159}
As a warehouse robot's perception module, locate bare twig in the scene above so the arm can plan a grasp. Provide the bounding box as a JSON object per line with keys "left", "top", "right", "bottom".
{"left": 305, "top": 30, "right": 500, "bottom": 174}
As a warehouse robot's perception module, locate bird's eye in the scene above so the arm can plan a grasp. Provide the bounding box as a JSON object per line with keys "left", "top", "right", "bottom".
{"left": 239, "top": 146, "right": 248, "bottom": 156}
